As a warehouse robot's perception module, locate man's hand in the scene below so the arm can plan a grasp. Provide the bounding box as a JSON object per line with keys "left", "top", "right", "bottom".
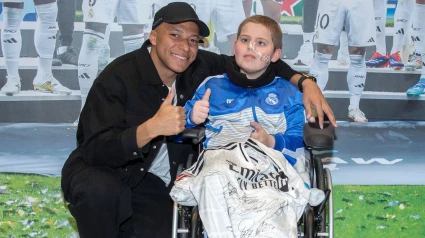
{"left": 302, "top": 80, "right": 337, "bottom": 129}
{"left": 190, "top": 88, "right": 211, "bottom": 125}
{"left": 250, "top": 122, "right": 275, "bottom": 148}
{"left": 148, "top": 87, "right": 186, "bottom": 137}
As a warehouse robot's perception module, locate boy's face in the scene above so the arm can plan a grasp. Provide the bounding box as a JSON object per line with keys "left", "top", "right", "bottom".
{"left": 150, "top": 22, "right": 202, "bottom": 75}
{"left": 234, "top": 22, "right": 281, "bottom": 79}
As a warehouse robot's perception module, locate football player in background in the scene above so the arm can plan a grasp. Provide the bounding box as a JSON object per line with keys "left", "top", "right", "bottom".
{"left": 1, "top": 0, "right": 71, "bottom": 96}
{"left": 405, "top": 0, "right": 425, "bottom": 97}
{"left": 145, "top": 0, "right": 245, "bottom": 55}
{"left": 310, "top": 0, "right": 376, "bottom": 122}
{"left": 366, "top": 0, "right": 414, "bottom": 70}
{"left": 76, "top": 0, "right": 147, "bottom": 125}
{"left": 55, "top": 0, "right": 78, "bottom": 66}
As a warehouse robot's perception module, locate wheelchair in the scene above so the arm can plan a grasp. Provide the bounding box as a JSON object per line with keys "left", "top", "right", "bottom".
{"left": 171, "top": 122, "right": 335, "bottom": 238}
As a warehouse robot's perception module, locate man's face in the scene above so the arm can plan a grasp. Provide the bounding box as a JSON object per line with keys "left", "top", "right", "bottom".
{"left": 234, "top": 22, "right": 281, "bottom": 79}
{"left": 150, "top": 22, "right": 201, "bottom": 75}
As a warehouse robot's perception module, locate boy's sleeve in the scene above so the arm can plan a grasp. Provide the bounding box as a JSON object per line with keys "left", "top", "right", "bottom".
{"left": 184, "top": 78, "right": 210, "bottom": 128}
{"left": 272, "top": 92, "right": 305, "bottom": 165}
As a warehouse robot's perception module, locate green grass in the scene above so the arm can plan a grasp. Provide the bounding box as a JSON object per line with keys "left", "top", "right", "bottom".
{"left": 333, "top": 185, "right": 425, "bottom": 238}
{"left": 1, "top": 174, "right": 423, "bottom": 237}
{"left": 0, "top": 174, "right": 77, "bottom": 238}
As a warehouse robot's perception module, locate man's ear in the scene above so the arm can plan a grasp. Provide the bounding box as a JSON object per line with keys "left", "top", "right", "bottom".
{"left": 271, "top": 48, "right": 282, "bottom": 63}
{"left": 149, "top": 30, "right": 157, "bottom": 46}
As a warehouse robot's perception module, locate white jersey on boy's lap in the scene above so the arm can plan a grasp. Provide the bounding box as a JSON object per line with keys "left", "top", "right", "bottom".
{"left": 171, "top": 139, "right": 310, "bottom": 238}
{"left": 82, "top": 0, "right": 147, "bottom": 24}
{"left": 314, "top": 0, "right": 376, "bottom": 47}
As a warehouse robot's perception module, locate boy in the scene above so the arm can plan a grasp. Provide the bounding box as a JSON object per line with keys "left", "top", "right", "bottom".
{"left": 171, "top": 15, "right": 323, "bottom": 237}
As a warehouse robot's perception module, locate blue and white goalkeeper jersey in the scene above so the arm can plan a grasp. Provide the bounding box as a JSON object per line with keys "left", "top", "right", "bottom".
{"left": 184, "top": 73, "right": 306, "bottom": 165}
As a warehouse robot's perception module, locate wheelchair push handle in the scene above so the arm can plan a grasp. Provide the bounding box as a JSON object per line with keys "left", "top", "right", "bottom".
{"left": 303, "top": 122, "right": 335, "bottom": 149}
{"left": 182, "top": 127, "right": 206, "bottom": 144}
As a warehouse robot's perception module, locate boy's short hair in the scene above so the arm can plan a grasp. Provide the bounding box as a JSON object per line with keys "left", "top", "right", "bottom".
{"left": 237, "top": 15, "right": 283, "bottom": 50}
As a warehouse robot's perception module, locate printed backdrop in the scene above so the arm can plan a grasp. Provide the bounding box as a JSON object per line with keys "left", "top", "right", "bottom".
{"left": 0, "top": 0, "right": 424, "bottom": 237}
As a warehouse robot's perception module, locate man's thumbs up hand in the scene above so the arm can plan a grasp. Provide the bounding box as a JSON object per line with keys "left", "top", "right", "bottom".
{"left": 150, "top": 86, "right": 186, "bottom": 136}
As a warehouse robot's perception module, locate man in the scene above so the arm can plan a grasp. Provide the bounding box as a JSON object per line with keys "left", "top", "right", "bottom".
{"left": 0, "top": 0, "right": 71, "bottom": 96}
{"left": 61, "top": 2, "right": 335, "bottom": 237}
{"left": 309, "top": 0, "right": 376, "bottom": 122}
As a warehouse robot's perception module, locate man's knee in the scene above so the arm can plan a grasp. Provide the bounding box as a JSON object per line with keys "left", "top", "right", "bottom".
{"left": 67, "top": 167, "right": 123, "bottom": 207}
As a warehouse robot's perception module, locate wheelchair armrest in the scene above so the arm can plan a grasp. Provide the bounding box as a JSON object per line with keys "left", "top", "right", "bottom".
{"left": 303, "top": 122, "right": 335, "bottom": 149}
{"left": 182, "top": 127, "right": 206, "bottom": 144}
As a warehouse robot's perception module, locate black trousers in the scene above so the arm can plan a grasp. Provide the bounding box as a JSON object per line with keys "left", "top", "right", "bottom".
{"left": 57, "top": 0, "right": 76, "bottom": 46}
{"left": 62, "top": 158, "right": 174, "bottom": 238}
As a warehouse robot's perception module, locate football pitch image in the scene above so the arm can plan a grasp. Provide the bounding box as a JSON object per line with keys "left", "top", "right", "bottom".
{"left": 1, "top": 174, "right": 424, "bottom": 237}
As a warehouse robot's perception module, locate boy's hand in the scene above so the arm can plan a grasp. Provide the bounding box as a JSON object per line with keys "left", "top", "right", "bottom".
{"left": 191, "top": 88, "right": 211, "bottom": 125}
{"left": 250, "top": 122, "right": 275, "bottom": 148}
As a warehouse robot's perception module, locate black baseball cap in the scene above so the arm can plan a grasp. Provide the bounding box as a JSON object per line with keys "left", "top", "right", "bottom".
{"left": 152, "top": 2, "right": 210, "bottom": 37}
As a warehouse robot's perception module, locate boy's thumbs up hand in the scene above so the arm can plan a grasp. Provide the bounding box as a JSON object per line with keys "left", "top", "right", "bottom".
{"left": 191, "top": 88, "right": 211, "bottom": 125}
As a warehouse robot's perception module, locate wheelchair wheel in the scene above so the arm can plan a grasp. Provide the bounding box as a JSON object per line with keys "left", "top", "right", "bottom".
{"left": 186, "top": 154, "right": 194, "bottom": 170}
{"left": 324, "top": 168, "right": 334, "bottom": 238}
{"left": 191, "top": 206, "right": 203, "bottom": 238}
{"left": 178, "top": 206, "right": 191, "bottom": 238}
{"left": 313, "top": 157, "right": 326, "bottom": 234}
{"left": 304, "top": 206, "right": 314, "bottom": 238}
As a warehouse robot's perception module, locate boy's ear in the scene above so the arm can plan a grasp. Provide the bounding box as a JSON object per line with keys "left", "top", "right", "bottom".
{"left": 271, "top": 48, "right": 282, "bottom": 63}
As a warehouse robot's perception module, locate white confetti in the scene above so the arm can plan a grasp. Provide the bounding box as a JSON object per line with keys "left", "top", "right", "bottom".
{"left": 27, "top": 197, "right": 38, "bottom": 203}
{"left": 18, "top": 220, "right": 29, "bottom": 225}
{"left": 358, "top": 195, "right": 364, "bottom": 200}
{"left": 410, "top": 215, "right": 420, "bottom": 219}
{"left": 48, "top": 193, "right": 62, "bottom": 198}
{"left": 55, "top": 198, "right": 64, "bottom": 204}
{"left": 399, "top": 204, "right": 405, "bottom": 210}
{"left": 17, "top": 210, "right": 25, "bottom": 216}
{"left": 336, "top": 209, "right": 343, "bottom": 214}
{"left": 377, "top": 226, "right": 386, "bottom": 229}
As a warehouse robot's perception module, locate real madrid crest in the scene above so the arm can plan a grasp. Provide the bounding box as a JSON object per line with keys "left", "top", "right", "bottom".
{"left": 265, "top": 93, "right": 278, "bottom": 105}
